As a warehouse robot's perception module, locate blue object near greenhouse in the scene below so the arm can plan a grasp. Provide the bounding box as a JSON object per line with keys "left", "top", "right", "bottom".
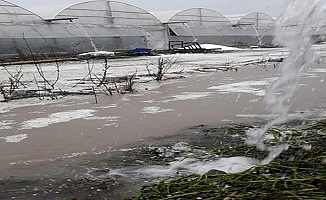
{"left": 126, "top": 48, "right": 154, "bottom": 56}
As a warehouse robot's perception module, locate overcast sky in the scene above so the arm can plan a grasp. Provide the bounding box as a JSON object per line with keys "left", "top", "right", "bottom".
{"left": 9, "top": 0, "right": 288, "bottom": 19}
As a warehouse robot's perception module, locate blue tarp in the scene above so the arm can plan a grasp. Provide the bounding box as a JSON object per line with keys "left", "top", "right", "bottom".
{"left": 126, "top": 48, "right": 154, "bottom": 56}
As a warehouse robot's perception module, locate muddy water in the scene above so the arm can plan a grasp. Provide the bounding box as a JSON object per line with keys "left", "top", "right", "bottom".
{"left": 0, "top": 63, "right": 325, "bottom": 178}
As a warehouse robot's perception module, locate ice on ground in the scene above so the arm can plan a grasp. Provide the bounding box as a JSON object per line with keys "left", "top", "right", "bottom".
{"left": 141, "top": 106, "right": 174, "bottom": 114}
{"left": 0, "top": 120, "right": 15, "bottom": 130}
{"left": 78, "top": 51, "right": 115, "bottom": 57}
{"left": 85, "top": 116, "right": 120, "bottom": 121}
{"left": 0, "top": 98, "right": 59, "bottom": 114}
{"left": 1, "top": 134, "right": 28, "bottom": 143}
{"left": 201, "top": 44, "right": 240, "bottom": 51}
{"left": 162, "top": 92, "right": 212, "bottom": 102}
{"left": 20, "top": 109, "right": 97, "bottom": 130}
{"left": 94, "top": 104, "right": 118, "bottom": 109}
{"left": 310, "top": 68, "right": 326, "bottom": 73}
{"left": 0, "top": 48, "right": 291, "bottom": 95}
{"left": 208, "top": 80, "right": 272, "bottom": 96}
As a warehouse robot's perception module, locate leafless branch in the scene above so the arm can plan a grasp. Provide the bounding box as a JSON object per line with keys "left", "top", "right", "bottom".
{"left": 22, "top": 33, "right": 60, "bottom": 90}
{"left": 145, "top": 56, "right": 179, "bottom": 81}
{"left": 2, "top": 66, "right": 26, "bottom": 88}
{"left": 124, "top": 69, "right": 137, "bottom": 93}
{"left": 86, "top": 59, "right": 113, "bottom": 95}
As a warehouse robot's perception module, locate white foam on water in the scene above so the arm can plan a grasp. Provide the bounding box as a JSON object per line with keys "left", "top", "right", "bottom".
{"left": 20, "top": 109, "right": 97, "bottom": 130}
{"left": 1, "top": 134, "right": 28, "bottom": 143}
{"left": 134, "top": 157, "right": 259, "bottom": 178}
{"left": 100, "top": 143, "right": 260, "bottom": 179}
{"left": 186, "top": 157, "right": 260, "bottom": 174}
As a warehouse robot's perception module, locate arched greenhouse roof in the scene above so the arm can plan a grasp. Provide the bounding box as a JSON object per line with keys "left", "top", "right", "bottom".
{"left": 237, "top": 12, "right": 275, "bottom": 29}
{"left": 54, "top": 0, "right": 163, "bottom": 26}
{"left": 0, "top": 0, "right": 43, "bottom": 23}
{"left": 168, "top": 8, "right": 232, "bottom": 28}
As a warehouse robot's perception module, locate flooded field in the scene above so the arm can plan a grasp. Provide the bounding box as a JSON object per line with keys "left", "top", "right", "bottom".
{"left": 1, "top": 47, "right": 326, "bottom": 199}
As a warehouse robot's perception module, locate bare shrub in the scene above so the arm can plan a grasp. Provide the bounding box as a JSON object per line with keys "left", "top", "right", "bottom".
{"left": 146, "top": 56, "right": 179, "bottom": 81}
{"left": 122, "top": 70, "right": 137, "bottom": 93}
{"left": 0, "top": 65, "right": 26, "bottom": 101}
{"left": 22, "top": 34, "right": 61, "bottom": 99}
{"left": 72, "top": 58, "right": 114, "bottom": 97}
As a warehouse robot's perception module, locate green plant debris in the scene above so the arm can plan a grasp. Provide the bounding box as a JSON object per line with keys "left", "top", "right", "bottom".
{"left": 129, "top": 120, "right": 326, "bottom": 200}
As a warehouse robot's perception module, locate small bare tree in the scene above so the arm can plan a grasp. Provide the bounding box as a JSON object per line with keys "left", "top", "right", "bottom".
{"left": 0, "top": 84, "right": 7, "bottom": 102}
{"left": 0, "top": 65, "right": 26, "bottom": 101}
{"left": 72, "top": 58, "right": 113, "bottom": 100}
{"left": 22, "top": 34, "right": 60, "bottom": 94}
{"left": 123, "top": 70, "right": 137, "bottom": 93}
{"left": 88, "top": 58, "right": 113, "bottom": 96}
{"left": 146, "top": 56, "right": 179, "bottom": 81}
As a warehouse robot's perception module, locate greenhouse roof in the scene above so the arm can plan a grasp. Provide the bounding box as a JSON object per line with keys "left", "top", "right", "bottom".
{"left": 0, "top": 0, "right": 43, "bottom": 23}
{"left": 168, "top": 8, "right": 232, "bottom": 28}
{"left": 237, "top": 12, "right": 275, "bottom": 29}
{"left": 55, "top": 0, "right": 163, "bottom": 26}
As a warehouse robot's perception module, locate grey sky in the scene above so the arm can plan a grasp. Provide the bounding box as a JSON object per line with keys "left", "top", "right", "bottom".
{"left": 9, "top": 0, "right": 288, "bottom": 19}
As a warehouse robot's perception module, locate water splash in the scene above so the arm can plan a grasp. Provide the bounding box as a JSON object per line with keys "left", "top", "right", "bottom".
{"left": 246, "top": 0, "right": 326, "bottom": 164}
{"left": 183, "top": 23, "right": 197, "bottom": 42}
{"left": 74, "top": 21, "right": 99, "bottom": 52}
{"left": 251, "top": 25, "right": 263, "bottom": 46}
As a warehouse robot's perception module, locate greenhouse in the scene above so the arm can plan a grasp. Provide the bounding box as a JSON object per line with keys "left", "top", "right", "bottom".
{"left": 1, "top": 0, "right": 325, "bottom": 58}
{"left": 233, "top": 12, "right": 275, "bottom": 45}
{"left": 53, "top": 1, "right": 167, "bottom": 52}
{"left": 0, "top": 0, "right": 167, "bottom": 58}
{"left": 167, "top": 8, "right": 235, "bottom": 48}
{"left": 0, "top": 0, "right": 45, "bottom": 57}
{"left": 167, "top": 10, "right": 275, "bottom": 48}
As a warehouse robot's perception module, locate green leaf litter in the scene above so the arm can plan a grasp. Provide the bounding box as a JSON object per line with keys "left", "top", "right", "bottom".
{"left": 129, "top": 120, "right": 326, "bottom": 200}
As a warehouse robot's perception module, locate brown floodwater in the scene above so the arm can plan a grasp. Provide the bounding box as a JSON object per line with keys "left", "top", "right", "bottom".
{"left": 0, "top": 63, "right": 325, "bottom": 178}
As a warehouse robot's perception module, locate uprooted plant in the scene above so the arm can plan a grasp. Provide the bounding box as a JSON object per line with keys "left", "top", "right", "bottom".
{"left": 146, "top": 56, "right": 179, "bottom": 81}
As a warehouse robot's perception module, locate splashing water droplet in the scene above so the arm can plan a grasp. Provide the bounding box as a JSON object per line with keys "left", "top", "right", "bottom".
{"left": 251, "top": 24, "right": 263, "bottom": 46}
{"left": 74, "top": 21, "right": 99, "bottom": 52}
{"left": 246, "top": 0, "right": 326, "bottom": 164}
{"left": 184, "top": 23, "right": 197, "bottom": 42}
